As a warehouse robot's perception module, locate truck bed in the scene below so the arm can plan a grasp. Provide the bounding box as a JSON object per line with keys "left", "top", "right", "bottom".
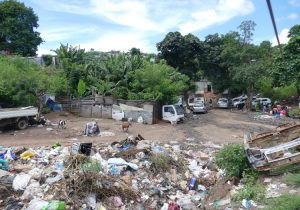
{"left": 0, "top": 107, "right": 38, "bottom": 120}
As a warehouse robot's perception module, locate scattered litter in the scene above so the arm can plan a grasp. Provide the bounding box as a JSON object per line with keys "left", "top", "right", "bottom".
{"left": 13, "top": 173, "right": 31, "bottom": 191}
{"left": 99, "top": 131, "right": 115, "bottom": 137}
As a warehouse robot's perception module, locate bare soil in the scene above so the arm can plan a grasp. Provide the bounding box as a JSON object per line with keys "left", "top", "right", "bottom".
{"left": 0, "top": 109, "right": 279, "bottom": 147}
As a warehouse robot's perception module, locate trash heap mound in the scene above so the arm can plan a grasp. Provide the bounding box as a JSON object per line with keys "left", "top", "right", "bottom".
{"left": 0, "top": 135, "right": 245, "bottom": 210}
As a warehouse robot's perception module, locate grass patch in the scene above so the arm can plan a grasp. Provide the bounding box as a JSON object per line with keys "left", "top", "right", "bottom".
{"left": 233, "top": 183, "right": 266, "bottom": 203}
{"left": 266, "top": 194, "right": 300, "bottom": 210}
{"left": 284, "top": 172, "right": 300, "bottom": 186}
{"left": 149, "top": 153, "right": 185, "bottom": 173}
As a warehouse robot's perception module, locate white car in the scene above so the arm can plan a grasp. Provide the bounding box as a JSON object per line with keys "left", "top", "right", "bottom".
{"left": 217, "top": 98, "right": 230, "bottom": 108}
{"left": 193, "top": 102, "right": 207, "bottom": 113}
{"left": 252, "top": 98, "right": 271, "bottom": 107}
{"left": 233, "top": 98, "right": 246, "bottom": 107}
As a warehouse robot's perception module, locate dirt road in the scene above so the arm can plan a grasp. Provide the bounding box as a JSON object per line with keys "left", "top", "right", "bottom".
{"left": 0, "top": 109, "right": 277, "bottom": 147}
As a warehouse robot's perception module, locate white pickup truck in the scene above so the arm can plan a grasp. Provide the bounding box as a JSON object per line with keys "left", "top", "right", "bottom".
{"left": 162, "top": 105, "right": 184, "bottom": 124}
{"left": 0, "top": 106, "right": 39, "bottom": 130}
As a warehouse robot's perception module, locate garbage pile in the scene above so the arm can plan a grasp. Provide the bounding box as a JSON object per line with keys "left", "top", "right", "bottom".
{"left": 0, "top": 135, "right": 255, "bottom": 210}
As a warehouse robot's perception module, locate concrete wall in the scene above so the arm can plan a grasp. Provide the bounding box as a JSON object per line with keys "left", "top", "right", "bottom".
{"left": 80, "top": 105, "right": 112, "bottom": 119}
{"left": 123, "top": 110, "right": 153, "bottom": 124}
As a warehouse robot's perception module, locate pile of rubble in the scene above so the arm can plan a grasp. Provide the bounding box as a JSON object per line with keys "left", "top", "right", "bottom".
{"left": 0, "top": 134, "right": 275, "bottom": 209}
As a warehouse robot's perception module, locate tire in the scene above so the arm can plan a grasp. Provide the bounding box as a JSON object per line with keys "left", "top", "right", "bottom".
{"left": 17, "top": 119, "right": 28, "bottom": 130}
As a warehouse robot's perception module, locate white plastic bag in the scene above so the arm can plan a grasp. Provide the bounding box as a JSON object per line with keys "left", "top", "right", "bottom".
{"left": 25, "top": 198, "right": 48, "bottom": 210}
{"left": 13, "top": 173, "right": 31, "bottom": 191}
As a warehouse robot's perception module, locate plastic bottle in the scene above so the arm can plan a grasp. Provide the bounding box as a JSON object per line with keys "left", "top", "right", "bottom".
{"left": 189, "top": 177, "right": 196, "bottom": 190}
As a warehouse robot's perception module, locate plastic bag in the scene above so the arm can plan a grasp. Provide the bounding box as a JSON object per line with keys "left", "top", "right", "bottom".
{"left": 20, "top": 151, "right": 35, "bottom": 160}
{"left": 41, "top": 200, "right": 65, "bottom": 210}
{"left": 25, "top": 198, "right": 48, "bottom": 210}
{"left": 13, "top": 173, "right": 31, "bottom": 191}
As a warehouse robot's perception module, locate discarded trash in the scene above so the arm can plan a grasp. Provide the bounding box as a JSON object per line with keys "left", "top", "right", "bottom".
{"left": 152, "top": 145, "right": 164, "bottom": 153}
{"left": 13, "top": 173, "right": 31, "bottom": 191}
{"left": 168, "top": 202, "right": 180, "bottom": 210}
{"left": 80, "top": 143, "right": 93, "bottom": 156}
{"left": 52, "top": 143, "right": 61, "bottom": 149}
{"left": 84, "top": 121, "right": 100, "bottom": 136}
{"left": 242, "top": 199, "right": 257, "bottom": 209}
{"left": 25, "top": 198, "right": 48, "bottom": 210}
{"left": 108, "top": 196, "right": 123, "bottom": 208}
{"left": 81, "top": 162, "right": 102, "bottom": 172}
{"left": 20, "top": 151, "right": 35, "bottom": 160}
{"left": 41, "top": 200, "right": 65, "bottom": 210}
{"left": 55, "top": 161, "right": 64, "bottom": 170}
{"left": 137, "top": 116, "right": 144, "bottom": 124}
{"left": 189, "top": 177, "right": 196, "bottom": 190}
{"left": 0, "top": 159, "right": 9, "bottom": 170}
{"left": 0, "top": 148, "right": 16, "bottom": 160}
{"left": 45, "top": 172, "right": 63, "bottom": 184}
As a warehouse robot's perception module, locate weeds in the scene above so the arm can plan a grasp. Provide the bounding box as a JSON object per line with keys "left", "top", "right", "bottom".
{"left": 266, "top": 194, "right": 300, "bottom": 210}
{"left": 214, "top": 144, "right": 250, "bottom": 178}
{"left": 284, "top": 172, "right": 300, "bottom": 186}
{"left": 233, "top": 183, "right": 266, "bottom": 203}
{"left": 149, "top": 153, "right": 185, "bottom": 173}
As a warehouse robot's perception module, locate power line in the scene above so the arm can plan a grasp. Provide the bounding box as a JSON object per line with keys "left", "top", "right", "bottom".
{"left": 266, "top": 0, "right": 283, "bottom": 55}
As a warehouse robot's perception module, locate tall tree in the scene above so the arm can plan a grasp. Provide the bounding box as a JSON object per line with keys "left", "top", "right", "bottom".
{"left": 156, "top": 32, "right": 204, "bottom": 79}
{"left": 272, "top": 25, "right": 300, "bottom": 93}
{"left": 238, "top": 20, "right": 256, "bottom": 44}
{"left": 0, "top": 0, "right": 43, "bottom": 56}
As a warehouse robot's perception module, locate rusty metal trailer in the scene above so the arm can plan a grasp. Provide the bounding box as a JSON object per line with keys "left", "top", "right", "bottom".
{"left": 244, "top": 123, "right": 300, "bottom": 171}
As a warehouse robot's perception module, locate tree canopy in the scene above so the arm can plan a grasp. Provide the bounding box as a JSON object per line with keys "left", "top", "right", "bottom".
{"left": 0, "top": 0, "right": 43, "bottom": 56}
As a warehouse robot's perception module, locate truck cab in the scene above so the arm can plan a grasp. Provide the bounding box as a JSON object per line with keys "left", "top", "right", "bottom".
{"left": 162, "top": 105, "right": 184, "bottom": 124}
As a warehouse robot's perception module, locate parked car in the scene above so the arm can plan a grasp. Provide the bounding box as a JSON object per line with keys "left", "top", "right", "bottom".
{"left": 192, "top": 102, "right": 207, "bottom": 113}
{"left": 233, "top": 98, "right": 246, "bottom": 108}
{"left": 217, "top": 98, "right": 230, "bottom": 108}
{"left": 252, "top": 98, "right": 271, "bottom": 107}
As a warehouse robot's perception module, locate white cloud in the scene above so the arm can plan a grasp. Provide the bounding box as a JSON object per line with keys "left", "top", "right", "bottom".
{"left": 29, "top": 0, "right": 256, "bottom": 53}
{"left": 287, "top": 13, "right": 298, "bottom": 20}
{"left": 271, "top": 28, "right": 290, "bottom": 46}
{"left": 289, "top": 0, "right": 300, "bottom": 7}
{"left": 80, "top": 31, "right": 154, "bottom": 53}
{"left": 179, "top": 0, "right": 255, "bottom": 34}
{"left": 37, "top": 47, "right": 55, "bottom": 56}
{"left": 31, "top": 0, "right": 255, "bottom": 34}
{"left": 40, "top": 25, "right": 97, "bottom": 42}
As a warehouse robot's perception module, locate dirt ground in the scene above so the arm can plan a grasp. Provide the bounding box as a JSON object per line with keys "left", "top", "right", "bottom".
{"left": 0, "top": 109, "right": 280, "bottom": 147}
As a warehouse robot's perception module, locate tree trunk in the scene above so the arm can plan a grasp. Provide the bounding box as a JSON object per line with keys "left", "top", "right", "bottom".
{"left": 246, "top": 83, "right": 254, "bottom": 111}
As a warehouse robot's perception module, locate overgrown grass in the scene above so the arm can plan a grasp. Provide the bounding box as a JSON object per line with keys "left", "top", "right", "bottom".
{"left": 266, "top": 194, "right": 300, "bottom": 210}
{"left": 233, "top": 183, "right": 266, "bottom": 203}
{"left": 150, "top": 153, "right": 174, "bottom": 172}
{"left": 149, "top": 153, "right": 185, "bottom": 173}
{"left": 284, "top": 172, "right": 300, "bottom": 186}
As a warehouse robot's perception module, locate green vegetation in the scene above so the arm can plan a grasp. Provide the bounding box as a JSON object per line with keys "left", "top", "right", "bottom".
{"left": 0, "top": 56, "right": 67, "bottom": 111}
{"left": 1, "top": 1, "right": 300, "bottom": 112}
{"left": 266, "top": 194, "right": 300, "bottom": 210}
{"left": 214, "top": 144, "right": 250, "bottom": 178}
{"left": 233, "top": 183, "right": 266, "bottom": 202}
{"left": 0, "top": 0, "right": 43, "bottom": 56}
{"left": 284, "top": 172, "right": 300, "bottom": 185}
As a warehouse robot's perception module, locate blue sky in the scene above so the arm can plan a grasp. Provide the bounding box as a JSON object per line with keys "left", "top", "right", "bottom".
{"left": 21, "top": 0, "right": 300, "bottom": 55}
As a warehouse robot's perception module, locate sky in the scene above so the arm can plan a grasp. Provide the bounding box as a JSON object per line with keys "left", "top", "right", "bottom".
{"left": 21, "top": 0, "right": 300, "bottom": 56}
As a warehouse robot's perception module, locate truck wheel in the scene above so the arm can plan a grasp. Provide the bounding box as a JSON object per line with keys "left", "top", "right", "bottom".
{"left": 17, "top": 119, "right": 28, "bottom": 130}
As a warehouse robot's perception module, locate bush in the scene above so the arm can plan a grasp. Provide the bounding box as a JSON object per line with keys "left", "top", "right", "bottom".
{"left": 233, "top": 183, "right": 266, "bottom": 202}
{"left": 289, "top": 108, "right": 300, "bottom": 118}
{"left": 266, "top": 194, "right": 300, "bottom": 210}
{"left": 214, "top": 144, "right": 250, "bottom": 178}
